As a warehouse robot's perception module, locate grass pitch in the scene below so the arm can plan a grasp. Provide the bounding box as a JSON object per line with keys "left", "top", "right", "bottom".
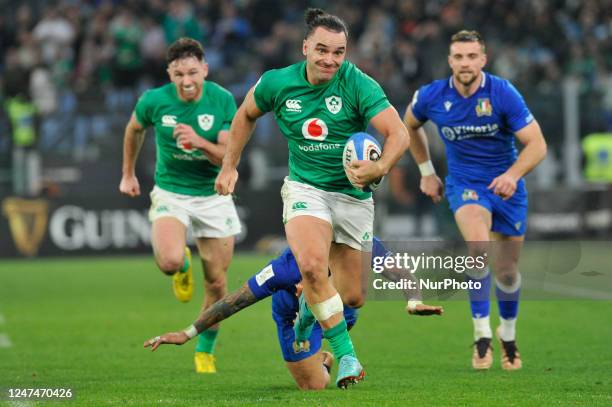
{"left": 0, "top": 254, "right": 611, "bottom": 406}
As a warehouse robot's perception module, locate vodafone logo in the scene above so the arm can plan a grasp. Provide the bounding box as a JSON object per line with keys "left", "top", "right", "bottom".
{"left": 301, "top": 118, "right": 328, "bottom": 141}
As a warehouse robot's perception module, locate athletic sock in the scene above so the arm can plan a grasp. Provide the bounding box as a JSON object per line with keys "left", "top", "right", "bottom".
{"left": 496, "top": 273, "right": 521, "bottom": 341}
{"left": 466, "top": 267, "right": 492, "bottom": 339}
{"left": 196, "top": 329, "right": 219, "bottom": 354}
{"left": 323, "top": 319, "right": 356, "bottom": 360}
{"left": 178, "top": 255, "right": 190, "bottom": 273}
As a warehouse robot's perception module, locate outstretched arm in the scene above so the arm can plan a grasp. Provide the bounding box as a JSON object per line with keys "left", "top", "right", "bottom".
{"left": 144, "top": 283, "right": 259, "bottom": 351}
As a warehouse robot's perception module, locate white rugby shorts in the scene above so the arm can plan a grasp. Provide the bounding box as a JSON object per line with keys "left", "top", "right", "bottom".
{"left": 281, "top": 177, "right": 374, "bottom": 250}
{"left": 149, "top": 185, "right": 241, "bottom": 238}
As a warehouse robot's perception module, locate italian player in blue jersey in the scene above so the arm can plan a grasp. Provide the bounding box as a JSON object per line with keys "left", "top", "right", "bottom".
{"left": 403, "top": 31, "right": 547, "bottom": 371}
{"left": 144, "top": 237, "right": 442, "bottom": 389}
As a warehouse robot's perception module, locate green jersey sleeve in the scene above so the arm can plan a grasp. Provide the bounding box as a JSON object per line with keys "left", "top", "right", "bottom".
{"left": 134, "top": 90, "right": 154, "bottom": 127}
{"left": 354, "top": 69, "right": 391, "bottom": 123}
{"left": 253, "top": 70, "right": 279, "bottom": 113}
{"left": 222, "top": 92, "right": 237, "bottom": 131}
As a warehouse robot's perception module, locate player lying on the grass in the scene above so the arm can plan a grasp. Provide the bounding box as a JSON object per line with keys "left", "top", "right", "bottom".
{"left": 144, "top": 237, "right": 443, "bottom": 390}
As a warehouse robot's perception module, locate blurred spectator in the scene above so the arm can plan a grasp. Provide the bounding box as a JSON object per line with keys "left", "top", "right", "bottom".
{"left": 109, "top": 6, "right": 143, "bottom": 88}
{"left": 140, "top": 16, "right": 167, "bottom": 86}
{"left": 582, "top": 132, "right": 612, "bottom": 183}
{"left": 32, "top": 6, "right": 76, "bottom": 67}
{"left": 0, "top": 0, "right": 610, "bottom": 180}
{"left": 163, "top": 0, "right": 203, "bottom": 44}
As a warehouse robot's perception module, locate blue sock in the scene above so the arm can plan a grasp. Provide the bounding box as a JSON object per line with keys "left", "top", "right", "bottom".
{"left": 496, "top": 273, "right": 521, "bottom": 341}
{"left": 496, "top": 275, "right": 521, "bottom": 320}
{"left": 466, "top": 267, "right": 491, "bottom": 319}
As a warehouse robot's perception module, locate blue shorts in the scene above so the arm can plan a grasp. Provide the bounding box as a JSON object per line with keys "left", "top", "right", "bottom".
{"left": 272, "top": 290, "right": 358, "bottom": 363}
{"left": 445, "top": 176, "right": 528, "bottom": 236}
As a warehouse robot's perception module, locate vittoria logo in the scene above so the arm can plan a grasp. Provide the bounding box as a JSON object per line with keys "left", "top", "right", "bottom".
{"left": 2, "top": 197, "right": 49, "bottom": 256}
{"left": 301, "top": 118, "right": 328, "bottom": 141}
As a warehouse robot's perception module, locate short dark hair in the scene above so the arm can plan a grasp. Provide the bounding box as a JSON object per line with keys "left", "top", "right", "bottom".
{"left": 304, "top": 8, "right": 348, "bottom": 39}
{"left": 450, "top": 30, "right": 485, "bottom": 51}
{"left": 166, "top": 37, "right": 205, "bottom": 64}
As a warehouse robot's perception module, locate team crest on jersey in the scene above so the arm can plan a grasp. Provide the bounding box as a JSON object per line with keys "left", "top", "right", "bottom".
{"left": 301, "top": 118, "right": 328, "bottom": 141}
{"left": 462, "top": 189, "right": 479, "bottom": 201}
{"left": 476, "top": 98, "right": 492, "bottom": 117}
{"left": 325, "top": 96, "right": 343, "bottom": 114}
{"left": 444, "top": 101, "right": 453, "bottom": 111}
{"left": 198, "top": 114, "right": 214, "bottom": 131}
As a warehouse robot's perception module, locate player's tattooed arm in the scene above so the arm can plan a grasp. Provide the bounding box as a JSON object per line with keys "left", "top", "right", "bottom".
{"left": 144, "top": 283, "right": 259, "bottom": 351}
{"left": 192, "top": 283, "right": 259, "bottom": 333}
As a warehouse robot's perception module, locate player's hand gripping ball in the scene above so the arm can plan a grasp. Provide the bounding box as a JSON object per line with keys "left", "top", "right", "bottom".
{"left": 343, "top": 132, "right": 384, "bottom": 192}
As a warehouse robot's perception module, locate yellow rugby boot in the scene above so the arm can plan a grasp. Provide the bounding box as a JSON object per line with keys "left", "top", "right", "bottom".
{"left": 172, "top": 247, "right": 193, "bottom": 302}
{"left": 194, "top": 352, "right": 217, "bottom": 373}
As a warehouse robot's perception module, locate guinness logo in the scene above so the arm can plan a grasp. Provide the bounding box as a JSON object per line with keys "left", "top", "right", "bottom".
{"left": 2, "top": 197, "right": 48, "bottom": 256}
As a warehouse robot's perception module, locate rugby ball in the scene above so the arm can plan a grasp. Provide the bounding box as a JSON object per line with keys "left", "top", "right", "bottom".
{"left": 343, "top": 132, "right": 384, "bottom": 192}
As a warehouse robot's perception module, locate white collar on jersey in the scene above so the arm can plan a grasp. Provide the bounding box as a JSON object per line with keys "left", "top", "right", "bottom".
{"left": 449, "top": 72, "right": 487, "bottom": 89}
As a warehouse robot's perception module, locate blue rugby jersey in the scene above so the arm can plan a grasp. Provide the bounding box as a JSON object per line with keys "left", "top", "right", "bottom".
{"left": 411, "top": 72, "right": 534, "bottom": 183}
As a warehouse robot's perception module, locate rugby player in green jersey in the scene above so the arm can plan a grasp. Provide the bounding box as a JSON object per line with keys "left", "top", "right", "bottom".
{"left": 119, "top": 38, "right": 241, "bottom": 374}
{"left": 215, "top": 9, "right": 409, "bottom": 388}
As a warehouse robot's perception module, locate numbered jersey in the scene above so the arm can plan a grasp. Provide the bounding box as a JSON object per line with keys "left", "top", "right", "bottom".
{"left": 254, "top": 61, "right": 390, "bottom": 199}
{"left": 134, "top": 82, "right": 237, "bottom": 196}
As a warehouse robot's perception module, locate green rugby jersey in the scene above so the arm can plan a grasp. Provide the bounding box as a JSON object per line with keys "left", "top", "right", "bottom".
{"left": 253, "top": 60, "right": 390, "bottom": 199}
{"left": 134, "top": 81, "right": 236, "bottom": 196}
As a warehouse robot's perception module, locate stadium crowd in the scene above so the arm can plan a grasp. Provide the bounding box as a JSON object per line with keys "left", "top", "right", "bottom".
{"left": 1, "top": 0, "right": 610, "bottom": 120}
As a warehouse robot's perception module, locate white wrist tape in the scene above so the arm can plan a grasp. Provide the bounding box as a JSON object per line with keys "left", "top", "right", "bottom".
{"left": 183, "top": 325, "right": 198, "bottom": 339}
{"left": 418, "top": 160, "right": 436, "bottom": 176}
{"left": 310, "top": 293, "right": 344, "bottom": 322}
{"left": 407, "top": 299, "right": 423, "bottom": 311}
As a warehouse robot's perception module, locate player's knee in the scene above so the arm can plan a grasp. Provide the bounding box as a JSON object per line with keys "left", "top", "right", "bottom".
{"left": 297, "top": 256, "right": 328, "bottom": 287}
{"left": 467, "top": 243, "right": 489, "bottom": 260}
{"left": 156, "top": 256, "right": 184, "bottom": 275}
{"left": 496, "top": 269, "right": 519, "bottom": 287}
{"left": 343, "top": 293, "right": 365, "bottom": 309}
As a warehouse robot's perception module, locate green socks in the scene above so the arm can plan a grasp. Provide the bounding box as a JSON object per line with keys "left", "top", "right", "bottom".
{"left": 196, "top": 329, "right": 219, "bottom": 354}
{"left": 179, "top": 256, "right": 190, "bottom": 273}
{"left": 323, "top": 320, "right": 356, "bottom": 360}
